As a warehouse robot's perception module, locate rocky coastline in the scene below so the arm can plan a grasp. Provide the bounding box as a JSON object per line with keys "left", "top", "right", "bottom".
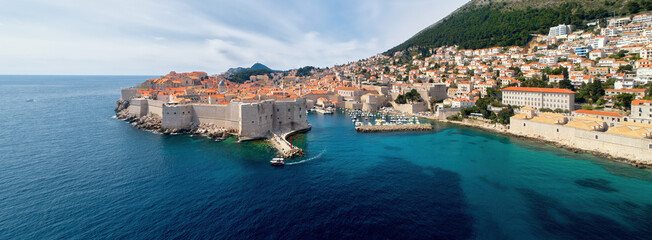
{"left": 379, "top": 109, "right": 650, "bottom": 169}
{"left": 114, "top": 100, "right": 233, "bottom": 141}
{"left": 441, "top": 118, "right": 652, "bottom": 169}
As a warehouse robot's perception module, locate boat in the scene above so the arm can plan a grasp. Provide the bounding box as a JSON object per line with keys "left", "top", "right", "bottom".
{"left": 270, "top": 157, "right": 285, "bottom": 166}
{"left": 316, "top": 108, "right": 333, "bottom": 114}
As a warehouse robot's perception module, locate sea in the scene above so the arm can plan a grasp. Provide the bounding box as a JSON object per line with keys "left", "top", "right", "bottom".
{"left": 1, "top": 75, "right": 652, "bottom": 239}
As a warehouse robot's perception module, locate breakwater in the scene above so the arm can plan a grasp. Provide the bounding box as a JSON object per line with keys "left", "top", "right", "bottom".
{"left": 355, "top": 123, "right": 433, "bottom": 132}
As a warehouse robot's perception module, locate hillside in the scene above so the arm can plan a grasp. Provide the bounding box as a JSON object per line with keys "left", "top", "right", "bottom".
{"left": 222, "top": 63, "right": 276, "bottom": 83}
{"left": 249, "top": 63, "right": 271, "bottom": 70}
{"left": 387, "top": 0, "right": 650, "bottom": 54}
{"left": 224, "top": 63, "right": 277, "bottom": 83}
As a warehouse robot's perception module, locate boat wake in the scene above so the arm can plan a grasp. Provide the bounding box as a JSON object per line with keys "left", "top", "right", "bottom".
{"left": 286, "top": 149, "right": 326, "bottom": 165}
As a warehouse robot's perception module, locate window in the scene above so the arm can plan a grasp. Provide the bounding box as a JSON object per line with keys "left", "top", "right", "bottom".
{"left": 557, "top": 129, "right": 559, "bottom": 132}
{"left": 595, "top": 135, "right": 598, "bottom": 139}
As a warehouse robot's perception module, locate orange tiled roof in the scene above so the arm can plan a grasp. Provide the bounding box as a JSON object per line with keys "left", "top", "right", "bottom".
{"left": 501, "top": 87, "right": 575, "bottom": 94}
{"left": 573, "top": 110, "right": 623, "bottom": 117}
{"left": 632, "top": 100, "right": 652, "bottom": 105}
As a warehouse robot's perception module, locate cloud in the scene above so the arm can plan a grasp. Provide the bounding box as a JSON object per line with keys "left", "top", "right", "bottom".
{"left": 0, "top": 0, "right": 466, "bottom": 75}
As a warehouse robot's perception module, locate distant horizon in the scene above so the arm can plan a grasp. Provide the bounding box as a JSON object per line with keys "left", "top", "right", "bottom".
{"left": 0, "top": 0, "right": 466, "bottom": 75}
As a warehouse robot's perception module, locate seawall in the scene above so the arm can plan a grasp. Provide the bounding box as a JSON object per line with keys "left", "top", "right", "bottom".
{"left": 268, "top": 125, "right": 312, "bottom": 158}
{"left": 509, "top": 118, "right": 652, "bottom": 168}
{"left": 440, "top": 117, "right": 652, "bottom": 169}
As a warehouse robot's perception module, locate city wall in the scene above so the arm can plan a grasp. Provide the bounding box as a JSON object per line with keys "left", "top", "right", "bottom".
{"left": 509, "top": 118, "right": 652, "bottom": 164}
{"left": 162, "top": 105, "right": 193, "bottom": 130}
{"left": 121, "top": 88, "right": 139, "bottom": 101}
{"left": 192, "top": 104, "right": 240, "bottom": 130}
{"left": 271, "top": 98, "right": 310, "bottom": 134}
{"left": 147, "top": 100, "right": 164, "bottom": 116}
{"left": 125, "top": 97, "right": 309, "bottom": 140}
{"left": 391, "top": 102, "right": 428, "bottom": 114}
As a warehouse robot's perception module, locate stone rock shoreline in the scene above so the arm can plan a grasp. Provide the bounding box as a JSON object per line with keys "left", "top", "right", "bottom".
{"left": 114, "top": 100, "right": 233, "bottom": 141}
{"left": 442, "top": 119, "right": 652, "bottom": 169}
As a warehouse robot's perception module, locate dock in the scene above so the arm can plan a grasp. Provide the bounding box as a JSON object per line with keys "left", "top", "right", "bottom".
{"left": 355, "top": 123, "right": 433, "bottom": 132}
{"left": 268, "top": 126, "right": 311, "bottom": 158}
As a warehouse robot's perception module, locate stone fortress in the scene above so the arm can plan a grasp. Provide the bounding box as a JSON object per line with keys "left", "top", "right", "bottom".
{"left": 121, "top": 88, "right": 310, "bottom": 141}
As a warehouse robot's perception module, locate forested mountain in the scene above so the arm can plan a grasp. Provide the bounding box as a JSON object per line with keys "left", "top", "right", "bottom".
{"left": 387, "top": 0, "right": 652, "bottom": 54}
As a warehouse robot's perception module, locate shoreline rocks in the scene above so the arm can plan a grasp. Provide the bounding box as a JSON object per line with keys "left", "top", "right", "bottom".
{"left": 355, "top": 123, "right": 433, "bottom": 132}
{"left": 116, "top": 109, "right": 162, "bottom": 131}
{"left": 441, "top": 119, "right": 652, "bottom": 169}
{"left": 115, "top": 98, "right": 129, "bottom": 112}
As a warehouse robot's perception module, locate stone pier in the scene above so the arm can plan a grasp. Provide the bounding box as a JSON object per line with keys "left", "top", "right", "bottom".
{"left": 268, "top": 126, "right": 311, "bottom": 158}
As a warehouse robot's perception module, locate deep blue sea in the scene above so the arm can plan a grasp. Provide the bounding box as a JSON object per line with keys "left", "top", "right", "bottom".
{"left": 1, "top": 75, "right": 652, "bottom": 239}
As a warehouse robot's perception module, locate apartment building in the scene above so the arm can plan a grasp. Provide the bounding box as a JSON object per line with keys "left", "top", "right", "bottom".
{"left": 501, "top": 87, "right": 575, "bottom": 111}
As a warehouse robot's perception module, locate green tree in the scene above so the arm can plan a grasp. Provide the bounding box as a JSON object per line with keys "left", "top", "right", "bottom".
{"left": 614, "top": 93, "right": 636, "bottom": 110}
{"left": 617, "top": 65, "right": 633, "bottom": 73}
{"left": 588, "top": 79, "right": 605, "bottom": 103}
{"left": 395, "top": 95, "right": 407, "bottom": 104}
{"left": 559, "top": 79, "right": 574, "bottom": 90}
{"left": 496, "top": 107, "right": 515, "bottom": 124}
{"left": 602, "top": 78, "right": 616, "bottom": 89}
{"left": 627, "top": 1, "right": 642, "bottom": 13}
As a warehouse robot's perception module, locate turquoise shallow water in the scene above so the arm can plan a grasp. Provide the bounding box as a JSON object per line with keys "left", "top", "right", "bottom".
{"left": 1, "top": 75, "right": 652, "bottom": 239}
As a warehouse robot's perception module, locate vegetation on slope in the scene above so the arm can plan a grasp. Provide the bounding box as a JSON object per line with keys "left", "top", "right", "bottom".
{"left": 387, "top": 0, "right": 652, "bottom": 54}
{"left": 228, "top": 69, "right": 274, "bottom": 83}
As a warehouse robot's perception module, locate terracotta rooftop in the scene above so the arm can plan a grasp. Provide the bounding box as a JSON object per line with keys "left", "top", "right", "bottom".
{"left": 501, "top": 87, "right": 575, "bottom": 94}
{"left": 573, "top": 110, "right": 623, "bottom": 117}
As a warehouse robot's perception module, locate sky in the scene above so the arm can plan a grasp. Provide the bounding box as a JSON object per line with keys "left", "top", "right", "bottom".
{"left": 0, "top": 0, "right": 467, "bottom": 75}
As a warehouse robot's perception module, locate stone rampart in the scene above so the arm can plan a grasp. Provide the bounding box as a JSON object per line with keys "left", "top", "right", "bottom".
{"left": 146, "top": 99, "right": 165, "bottom": 116}
{"left": 240, "top": 100, "right": 275, "bottom": 140}
{"left": 161, "top": 104, "right": 193, "bottom": 130}
{"left": 510, "top": 118, "right": 652, "bottom": 165}
{"left": 128, "top": 98, "right": 148, "bottom": 117}
{"left": 192, "top": 104, "right": 240, "bottom": 130}
{"left": 272, "top": 98, "right": 310, "bottom": 134}
{"left": 121, "top": 88, "right": 139, "bottom": 100}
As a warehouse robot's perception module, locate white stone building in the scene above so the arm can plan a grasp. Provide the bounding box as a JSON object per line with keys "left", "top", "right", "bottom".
{"left": 501, "top": 87, "right": 575, "bottom": 111}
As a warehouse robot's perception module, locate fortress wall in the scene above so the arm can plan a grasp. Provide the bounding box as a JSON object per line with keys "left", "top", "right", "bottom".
{"left": 128, "top": 98, "right": 148, "bottom": 117}
{"left": 272, "top": 99, "right": 309, "bottom": 133}
{"left": 146, "top": 100, "right": 165, "bottom": 117}
{"left": 192, "top": 104, "right": 240, "bottom": 130}
{"left": 121, "top": 88, "right": 139, "bottom": 100}
{"left": 362, "top": 103, "right": 375, "bottom": 112}
{"left": 391, "top": 102, "right": 428, "bottom": 114}
{"left": 344, "top": 101, "right": 363, "bottom": 110}
{"left": 510, "top": 118, "right": 652, "bottom": 164}
{"left": 239, "top": 101, "right": 275, "bottom": 139}
{"left": 161, "top": 105, "right": 193, "bottom": 130}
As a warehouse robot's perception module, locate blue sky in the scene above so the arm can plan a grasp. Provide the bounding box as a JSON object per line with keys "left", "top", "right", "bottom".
{"left": 0, "top": 0, "right": 466, "bottom": 75}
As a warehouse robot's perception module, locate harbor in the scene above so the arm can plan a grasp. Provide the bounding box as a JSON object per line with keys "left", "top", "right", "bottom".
{"left": 355, "top": 123, "right": 433, "bottom": 132}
